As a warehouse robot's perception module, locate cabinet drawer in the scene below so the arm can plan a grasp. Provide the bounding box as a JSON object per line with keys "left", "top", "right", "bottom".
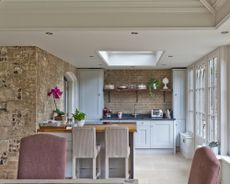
{"left": 137, "top": 121, "right": 151, "bottom": 126}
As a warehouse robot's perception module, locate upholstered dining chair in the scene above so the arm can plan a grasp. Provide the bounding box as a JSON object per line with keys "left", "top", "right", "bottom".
{"left": 188, "top": 146, "right": 220, "bottom": 184}
{"left": 72, "top": 127, "right": 101, "bottom": 179}
{"left": 105, "top": 126, "right": 130, "bottom": 179}
{"left": 18, "top": 134, "right": 67, "bottom": 179}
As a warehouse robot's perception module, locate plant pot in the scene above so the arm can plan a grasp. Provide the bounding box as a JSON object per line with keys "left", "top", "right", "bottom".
{"left": 54, "top": 115, "right": 65, "bottom": 121}
{"left": 73, "top": 120, "right": 85, "bottom": 127}
{"left": 210, "top": 146, "right": 219, "bottom": 155}
{"left": 153, "top": 83, "right": 157, "bottom": 90}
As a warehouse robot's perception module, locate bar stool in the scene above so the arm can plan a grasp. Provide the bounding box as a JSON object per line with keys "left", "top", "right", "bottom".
{"left": 105, "top": 126, "right": 130, "bottom": 179}
{"left": 72, "top": 127, "right": 101, "bottom": 179}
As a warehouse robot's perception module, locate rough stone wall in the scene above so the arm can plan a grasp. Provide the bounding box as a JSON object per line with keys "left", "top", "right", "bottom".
{"left": 35, "top": 47, "right": 77, "bottom": 123}
{"left": 104, "top": 70, "right": 172, "bottom": 114}
{"left": 0, "top": 46, "right": 77, "bottom": 179}
{"left": 0, "top": 46, "right": 37, "bottom": 178}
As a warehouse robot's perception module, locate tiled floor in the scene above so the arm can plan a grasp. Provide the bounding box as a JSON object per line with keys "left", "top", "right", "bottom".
{"left": 135, "top": 151, "right": 191, "bottom": 184}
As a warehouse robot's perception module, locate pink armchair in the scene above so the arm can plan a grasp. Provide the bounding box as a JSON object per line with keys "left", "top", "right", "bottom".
{"left": 188, "top": 147, "right": 220, "bottom": 184}
{"left": 18, "top": 134, "right": 67, "bottom": 179}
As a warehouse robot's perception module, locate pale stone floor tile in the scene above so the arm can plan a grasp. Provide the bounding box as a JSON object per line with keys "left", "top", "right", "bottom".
{"left": 135, "top": 152, "right": 191, "bottom": 184}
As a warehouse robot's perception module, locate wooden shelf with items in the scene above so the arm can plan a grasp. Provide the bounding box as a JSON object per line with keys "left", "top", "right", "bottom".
{"left": 104, "top": 88, "right": 172, "bottom": 103}
{"left": 104, "top": 88, "right": 147, "bottom": 103}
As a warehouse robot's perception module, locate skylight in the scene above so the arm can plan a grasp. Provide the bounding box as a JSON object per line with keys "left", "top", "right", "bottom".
{"left": 98, "top": 51, "right": 164, "bottom": 67}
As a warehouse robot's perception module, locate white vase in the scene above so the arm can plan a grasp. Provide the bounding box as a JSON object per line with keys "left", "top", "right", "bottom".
{"left": 210, "top": 147, "right": 219, "bottom": 155}
{"left": 73, "top": 119, "right": 85, "bottom": 127}
{"left": 77, "top": 120, "right": 85, "bottom": 127}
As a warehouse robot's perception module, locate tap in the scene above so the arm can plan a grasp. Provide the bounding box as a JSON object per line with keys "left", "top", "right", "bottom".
{"left": 133, "top": 104, "right": 137, "bottom": 118}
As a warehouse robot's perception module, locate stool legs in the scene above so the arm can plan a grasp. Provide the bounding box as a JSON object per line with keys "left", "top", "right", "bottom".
{"left": 93, "top": 158, "right": 96, "bottom": 179}
{"left": 72, "top": 157, "right": 76, "bottom": 179}
{"left": 125, "top": 158, "right": 129, "bottom": 179}
{"left": 105, "top": 157, "right": 109, "bottom": 179}
{"left": 98, "top": 152, "right": 101, "bottom": 178}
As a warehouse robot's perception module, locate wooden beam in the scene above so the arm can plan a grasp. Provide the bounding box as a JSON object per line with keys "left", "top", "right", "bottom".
{"left": 200, "top": 0, "right": 216, "bottom": 16}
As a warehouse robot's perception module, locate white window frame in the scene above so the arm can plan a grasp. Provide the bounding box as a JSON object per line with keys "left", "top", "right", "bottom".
{"left": 190, "top": 50, "right": 221, "bottom": 149}
{"left": 188, "top": 47, "right": 230, "bottom": 155}
{"left": 207, "top": 54, "right": 220, "bottom": 143}
{"left": 64, "top": 72, "right": 79, "bottom": 117}
{"left": 194, "top": 61, "right": 207, "bottom": 144}
{"left": 187, "top": 66, "right": 195, "bottom": 134}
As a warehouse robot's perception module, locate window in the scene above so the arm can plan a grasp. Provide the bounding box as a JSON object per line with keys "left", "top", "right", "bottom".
{"left": 63, "top": 72, "right": 79, "bottom": 118}
{"left": 187, "top": 67, "right": 194, "bottom": 132}
{"left": 208, "top": 57, "right": 219, "bottom": 142}
{"left": 188, "top": 52, "right": 220, "bottom": 147}
{"left": 64, "top": 76, "right": 70, "bottom": 115}
{"left": 195, "top": 64, "right": 206, "bottom": 139}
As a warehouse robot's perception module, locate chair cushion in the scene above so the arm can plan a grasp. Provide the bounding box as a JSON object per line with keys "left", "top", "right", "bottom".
{"left": 188, "top": 147, "right": 220, "bottom": 184}
{"left": 18, "top": 134, "right": 67, "bottom": 179}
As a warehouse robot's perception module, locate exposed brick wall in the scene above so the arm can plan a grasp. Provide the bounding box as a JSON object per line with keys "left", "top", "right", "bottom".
{"left": 104, "top": 70, "right": 172, "bottom": 114}
{"left": 0, "top": 46, "right": 77, "bottom": 178}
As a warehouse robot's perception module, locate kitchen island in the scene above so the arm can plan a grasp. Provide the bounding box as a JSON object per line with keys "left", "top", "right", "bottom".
{"left": 37, "top": 123, "right": 136, "bottom": 179}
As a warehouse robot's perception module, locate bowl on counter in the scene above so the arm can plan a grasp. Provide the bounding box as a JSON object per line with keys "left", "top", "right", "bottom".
{"left": 137, "top": 84, "right": 147, "bottom": 90}
{"left": 104, "top": 84, "right": 115, "bottom": 90}
{"left": 117, "top": 85, "right": 128, "bottom": 89}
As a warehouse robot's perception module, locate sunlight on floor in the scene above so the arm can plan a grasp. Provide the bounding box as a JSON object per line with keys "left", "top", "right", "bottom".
{"left": 135, "top": 151, "right": 191, "bottom": 184}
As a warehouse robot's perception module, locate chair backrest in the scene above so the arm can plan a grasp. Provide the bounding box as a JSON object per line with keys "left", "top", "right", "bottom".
{"left": 105, "top": 126, "right": 129, "bottom": 158}
{"left": 188, "top": 147, "right": 220, "bottom": 184}
{"left": 18, "top": 134, "right": 67, "bottom": 179}
{"left": 72, "top": 127, "right": 97, "bottom": 158}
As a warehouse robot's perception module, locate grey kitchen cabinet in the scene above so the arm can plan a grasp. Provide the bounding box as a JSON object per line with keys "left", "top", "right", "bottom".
{"left": 150, "top": 121, "right": 174, "bottom": 148}
{"left": 78, "top": 69, "right": 104, "bottom": 123}
{"left": 135, "top": 121, "right": 151, "bottom": 148}
{"left": 172, "top": 69, "right": 186, "bottom": 147}
{"left": 135, "top": 120, "right": 176, "bottom": 153}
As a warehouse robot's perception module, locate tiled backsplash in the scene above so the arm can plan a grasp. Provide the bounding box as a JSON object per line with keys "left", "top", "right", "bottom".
{"left": 104, "top": 70, "right": 172, "bottom": 114}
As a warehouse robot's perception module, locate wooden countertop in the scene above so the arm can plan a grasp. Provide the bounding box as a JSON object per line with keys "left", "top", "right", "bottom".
{"left": 37, "top": 123, "right": 137, "bottom": 133}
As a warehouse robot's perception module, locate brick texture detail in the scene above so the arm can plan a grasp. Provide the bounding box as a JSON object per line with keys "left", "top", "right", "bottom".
{"left": 104, "top": 70, "right": 172, "bottom": 114}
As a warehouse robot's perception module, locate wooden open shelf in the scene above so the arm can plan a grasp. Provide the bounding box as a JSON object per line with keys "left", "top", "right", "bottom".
{"left": 104, "top": 88, "right": 172, "bottom": 103}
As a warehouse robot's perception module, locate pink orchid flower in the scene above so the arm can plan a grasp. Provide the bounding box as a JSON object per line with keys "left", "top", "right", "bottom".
{"left": 48, "top": 86, "right": 63, "bottom": 99}
{"left": 48, "top": 86, "right": 64, "bottom": 116}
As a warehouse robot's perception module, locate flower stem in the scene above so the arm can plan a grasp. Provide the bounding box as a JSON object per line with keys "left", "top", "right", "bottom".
{"left": 53, "top": 97, "right": 57, "bottom": 110}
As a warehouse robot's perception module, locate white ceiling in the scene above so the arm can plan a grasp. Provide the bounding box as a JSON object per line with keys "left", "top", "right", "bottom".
{"left": 0, "top": 0, "right": 230, "bottom": 69}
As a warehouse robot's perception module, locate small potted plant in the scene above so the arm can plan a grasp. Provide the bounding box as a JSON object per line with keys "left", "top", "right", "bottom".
{"left": 72, "top": 109, "right": 86, "bottom": 127}
{"left": 147, "top": 78, "right": 161, "bottom": 96}
{"left": 208, "top": 141, "right": 219, "bottom": 155}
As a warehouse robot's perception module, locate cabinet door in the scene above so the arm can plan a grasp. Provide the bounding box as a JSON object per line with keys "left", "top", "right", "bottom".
{"left": 79, "top": 69, "right": 104, "bottom": 121}
{"left": 151, "top": 121, "right": 174, "bottom": 148}
{"left": 135, "top": 121, "right": 151, "bottom": 148}
{"left": 173, "top": 69, "right": 186, "bottom": 146}
{"left": 172, "top": 69, "right": 186, "bottom": 120}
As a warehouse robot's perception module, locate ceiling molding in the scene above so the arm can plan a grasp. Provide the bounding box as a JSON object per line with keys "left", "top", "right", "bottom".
{"left": 0, "top": 7, "right": 209, "bottom": 14}
{"left": 0, "top": 0, "right": 217, "bottom": 29}
{"left": 213, "top": 0, "right": 226, "bottom": 10}
{"left": 0, "top": 0, "right": 207, "bottom": 14}
{"left": 200, "top": 0, "right": 216, "bottom": 15}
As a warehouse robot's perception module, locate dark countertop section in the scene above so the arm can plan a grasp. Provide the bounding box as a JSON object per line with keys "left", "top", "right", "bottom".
{"left": 101, "top": 113, "right": 175, "bottom": 121}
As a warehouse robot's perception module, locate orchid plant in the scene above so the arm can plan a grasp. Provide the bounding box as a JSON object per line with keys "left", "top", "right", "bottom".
{"left": 48, "top": 86, "right": 65, "bottom": 116}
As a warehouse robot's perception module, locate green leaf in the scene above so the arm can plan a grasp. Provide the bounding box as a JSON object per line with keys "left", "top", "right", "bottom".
{"left": 72, "top": 108, "right": 86, "bottom": 121}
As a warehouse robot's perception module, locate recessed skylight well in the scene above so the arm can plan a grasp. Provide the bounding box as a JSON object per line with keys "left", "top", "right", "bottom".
{"left": 98, "top": 51, "right": 164, "bottom": 67}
